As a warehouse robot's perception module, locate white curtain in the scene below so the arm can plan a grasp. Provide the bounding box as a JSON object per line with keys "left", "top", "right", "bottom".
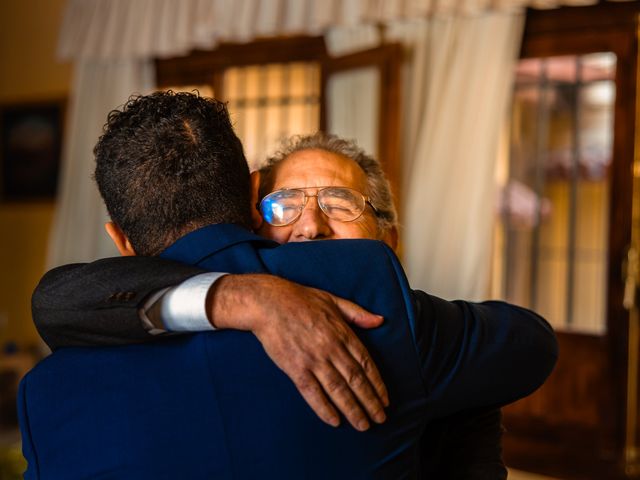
{"left": 47, "top": 60, "right": 155, "bottom": 267}
{"left": 384, "top": 14, "right": 524, "bottom": 300}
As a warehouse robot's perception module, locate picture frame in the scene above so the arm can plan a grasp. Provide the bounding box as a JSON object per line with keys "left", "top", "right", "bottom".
{"left": 0, "top": 99, "right": 65, "bottom": 201}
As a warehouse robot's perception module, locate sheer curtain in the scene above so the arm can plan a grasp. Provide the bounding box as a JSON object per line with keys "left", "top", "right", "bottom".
{"left": 386, "top": 14, "right": 524, "bottom": 300}
{"left": 47, "top": 60, "right": 154, "bottom": 267}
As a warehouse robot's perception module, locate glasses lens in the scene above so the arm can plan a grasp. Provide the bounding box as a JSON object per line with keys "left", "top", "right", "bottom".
{"left": 318, "top": 187, "right": 366, "bottom": 221}
{"left": 260, "top": 189, "right": 305, "bottom": 226}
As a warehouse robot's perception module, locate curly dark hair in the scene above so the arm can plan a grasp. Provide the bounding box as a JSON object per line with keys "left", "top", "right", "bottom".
{"left": 94, "top": 91, "right": 251, "bottom": 256}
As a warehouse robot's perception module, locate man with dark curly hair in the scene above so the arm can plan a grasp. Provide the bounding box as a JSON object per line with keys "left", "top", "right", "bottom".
{"left": 41, "top": 92, "right": 392, "bottom": 432}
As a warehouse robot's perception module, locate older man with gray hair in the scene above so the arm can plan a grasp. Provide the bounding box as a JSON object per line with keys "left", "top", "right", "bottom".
{"left": 254, "top": 133, "right": 505, "bottom": 479}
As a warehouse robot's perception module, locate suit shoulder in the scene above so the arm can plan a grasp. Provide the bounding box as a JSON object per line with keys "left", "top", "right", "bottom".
{"left": 270, "top": 239, "right": 397, "bottom": 263}
{"left": 261, "top": 240, "right": 402, "bottom": 279}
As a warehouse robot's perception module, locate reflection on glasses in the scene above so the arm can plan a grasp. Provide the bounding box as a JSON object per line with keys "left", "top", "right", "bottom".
{"left": 259, "top": 186, "right": 378, "bottom": 227}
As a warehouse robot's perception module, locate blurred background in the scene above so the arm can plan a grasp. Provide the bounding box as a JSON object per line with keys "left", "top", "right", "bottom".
{"left": 2, "top": 0, "right": 640, "bottom": 478}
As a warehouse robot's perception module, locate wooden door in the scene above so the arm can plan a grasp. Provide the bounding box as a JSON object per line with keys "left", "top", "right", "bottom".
{"left": 500, "top": 4, "right": 640, "bottom": 479}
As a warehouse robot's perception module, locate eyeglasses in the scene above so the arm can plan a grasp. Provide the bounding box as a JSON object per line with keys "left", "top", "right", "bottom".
{"left": 259, "top": 186, "right": 378, "bottom": 227}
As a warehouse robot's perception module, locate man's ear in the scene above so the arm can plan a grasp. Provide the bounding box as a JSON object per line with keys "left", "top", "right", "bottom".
{"left": 250, "top": 171, "right": 263, "bottom": 231}
{"left": 381, "top": 226, "right": 399, "bottom": 252}
{"left": 105, "top": 222, "right": 137, "bottom": 256}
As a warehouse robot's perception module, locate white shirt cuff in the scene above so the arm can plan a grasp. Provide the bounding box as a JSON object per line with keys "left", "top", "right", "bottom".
{"left": 139, "top": 287, "right": 172, "bottom": 335}
{"left": 141, "top": 272, "right": 228, "bottom": 333}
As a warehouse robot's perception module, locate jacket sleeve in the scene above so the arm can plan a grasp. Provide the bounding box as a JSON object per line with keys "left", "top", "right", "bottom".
{"left": 31, "top": 256, "right": 206, "bottom": 350}
{"left": 412, "top": 290, "right": 558, "bottom": 413}
{"left": 18, "top": 375, "right": 38, "bottom": 479}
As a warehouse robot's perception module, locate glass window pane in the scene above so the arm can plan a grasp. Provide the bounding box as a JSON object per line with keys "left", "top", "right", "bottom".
{"left": 243, "top": 66, "right": 261, "bottom": 101}
{"left": 547, "top": 55, "right": 577, "bottom": 84}
{"left": 499, "top": 53, "right": 615, "bottom": 335}
{"left": 225, "top": 68, "right": 239, "bottom": 101}
{"left": 288, "top": 63, "right": 309, "bottom": 98}
{"left": 221, "top": 61, "right": 321, "bottom": 170}
{"left": 326, "top": 67, "right": 380, "bottom": 159}
{"left": 265, "top": 64, "right": 284, "bottom": 99}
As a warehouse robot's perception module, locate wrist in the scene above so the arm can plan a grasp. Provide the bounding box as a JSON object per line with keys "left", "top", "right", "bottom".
{"left": 206, "top": 274, "right": 270, "bottom": 331}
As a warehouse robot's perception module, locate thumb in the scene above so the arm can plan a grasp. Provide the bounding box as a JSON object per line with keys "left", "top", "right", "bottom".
{"left": 333, "top": 296, "right": 384, "bottom": 329}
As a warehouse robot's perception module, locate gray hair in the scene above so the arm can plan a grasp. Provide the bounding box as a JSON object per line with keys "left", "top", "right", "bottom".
{"left": 257, "top": 132, "right": 398, "bottom": 233}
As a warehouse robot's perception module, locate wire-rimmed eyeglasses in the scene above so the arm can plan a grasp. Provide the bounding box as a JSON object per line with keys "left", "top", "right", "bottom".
{"left": 259, "top": 186, "right": 378, "bottom": 227}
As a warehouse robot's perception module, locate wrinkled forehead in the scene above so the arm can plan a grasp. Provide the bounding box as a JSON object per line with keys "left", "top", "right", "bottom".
{"left": 270, "top": 149, "right": 369, "bottom": 193}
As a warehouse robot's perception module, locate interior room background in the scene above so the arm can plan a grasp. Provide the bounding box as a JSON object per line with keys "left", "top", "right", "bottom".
{"left": 3, "top": 1, "right": 640, "bottom": 479}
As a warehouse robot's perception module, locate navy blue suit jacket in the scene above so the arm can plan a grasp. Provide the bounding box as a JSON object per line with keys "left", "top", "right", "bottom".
{"left": 19, "top": 224, "right": 557, "bottom": 479}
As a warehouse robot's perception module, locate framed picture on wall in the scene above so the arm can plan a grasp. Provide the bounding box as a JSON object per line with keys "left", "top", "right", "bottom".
{"left": 0, "top": 100, "right": 65, "bottom": 201}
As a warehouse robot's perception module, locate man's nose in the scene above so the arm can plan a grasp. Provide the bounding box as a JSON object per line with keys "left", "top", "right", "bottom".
{"left": 292, "top": 199, "right": 332, "bottom": 240}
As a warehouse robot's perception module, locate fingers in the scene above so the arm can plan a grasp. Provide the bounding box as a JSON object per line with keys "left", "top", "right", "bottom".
{"left": 293, "top": 372, "right": 341, "bottom": 428}
{"left": 332, "top": 296, "right": 389, "bottom": 408}
{"left": 333, "top": 296, "right": 384, "bottom": 329}
{"left": 313, "top": 361, "right": 373, "bottom": 431}
{"left": 344, "top": 339, "right": 389, "bottom": 409}
{"left": 251, "top": 283, "right": 390, "bottom": 431}
{"left": 286, "top": 335, "right": 388, "bottom": 431}
{"left": 329, "top": 341, "right": 388, "bottom": 424}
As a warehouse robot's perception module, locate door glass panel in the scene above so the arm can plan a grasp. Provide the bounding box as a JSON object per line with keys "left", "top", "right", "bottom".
{"left": 498, "top": 53, "right": 615, "bottom": 335}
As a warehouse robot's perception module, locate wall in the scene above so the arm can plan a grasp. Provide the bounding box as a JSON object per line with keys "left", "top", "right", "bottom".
{"left": 0, "top": 0, "right": 72, "bottom": 349}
